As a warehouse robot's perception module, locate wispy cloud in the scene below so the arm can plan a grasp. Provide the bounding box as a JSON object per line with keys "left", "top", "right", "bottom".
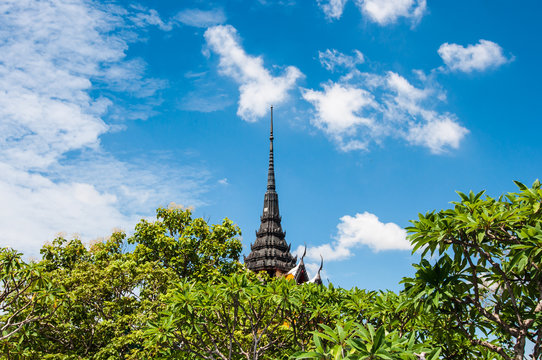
{"left": 204, "top": 25, "right": 303, "bottom": 121}
{"left": 129, "top": 5, "right": 175, "bottom": 31}
{"left": 316, "top": 0, "right": 426, "bottom": 25}
{"left": 316, "top": 0, "right": 349, "bottom": 20}
{"left": 319, "top": 49, "right": 365, "bottom": 72}
{"left": 0, "top": 0, "right": 208, "bottom": 255}
{"left": 438, "top": 39, "right": 513, "bottom": 73}
{"left": 298, "top": 212, "right": 410, "bottom": 262}
{"left": 176, "top": 8, "right": 226, "bottom": 28}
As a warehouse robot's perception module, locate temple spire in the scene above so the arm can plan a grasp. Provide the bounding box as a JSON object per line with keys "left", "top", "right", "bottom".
{"left": 244, "top": 106, "right": 297, "bottom": 276}
{"left": 267, "top": 106, "right": 275, "bottom": 191}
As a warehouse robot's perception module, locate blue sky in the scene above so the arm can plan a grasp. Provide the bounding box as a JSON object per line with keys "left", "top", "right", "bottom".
{"left": 0, "top": 0, "right": 540, "bottom": 290}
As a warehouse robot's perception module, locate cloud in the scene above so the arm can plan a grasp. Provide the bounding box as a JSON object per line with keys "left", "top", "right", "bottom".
{"left": 0, "top": 0, "right": 208, "bottom": 255}
{"left": 180, "top": 90, "right": 233, "bottom": 113}
{"left": 299, "top": 212, "right": 410, "bottom": 262}
{"left": 317, "top": 0, "right": 427, "bottom": 25}
{"left": 129, "top": 5, "right": 174, "bottom": 31}
{"left": 383, "top": 71, "right": 469, "bottom": 153}
{"left": 204, "top": 25, "right": 303, "bottom": 121}
{"left": 355, "top": 0, "right": 427, "bottom": 25}
{"left": 407, "top": 117, "right": 468, "bottom": 153}
{"left": 319, "top": 49, "right": 365, "bottom": 72}
{"left": 302, "top": 83, "right": 376, "bottom": 151}
{"left": 438, "top": 39, "right": 512, "bottom": 73}
{"left": 302, "top": 70, "right": 468, "bottom": 153}
{"left": 176, "top": 8, "right": 226, "bottom": 28}
{"left": 317, "top": 0, "right": 349, "bottom": 19}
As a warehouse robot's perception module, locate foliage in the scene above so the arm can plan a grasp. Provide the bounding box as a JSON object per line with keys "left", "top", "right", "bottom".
{"left": 145, "top": 275, "right": 441, "bottom": 360}
{"left": 144, "top": 273, "right": 351, "bottom": 359}
{"left": 403, "top": 180, "right": 542, "bottom": 360}
{"left": 0, "top": 248, "right": 60, "bottom": 344}
{"left": 2, "top": 181, "right": 542, "bottom": 360}
{"left": 1, "top": 206, "right": 243, "bottom": 359}
{"left": 293, "top": 322, "right": 440, "bottom": 360}
{"left": 129, "top": 206, "right": 243, "bottom": 280}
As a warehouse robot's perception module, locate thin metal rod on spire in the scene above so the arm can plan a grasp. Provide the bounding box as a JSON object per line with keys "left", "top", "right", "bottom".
{"left": 270, "top": 105, "right": 273, "bottom": 140}
{"left": 267, "top": 106, "right": 276, "bottom": 191}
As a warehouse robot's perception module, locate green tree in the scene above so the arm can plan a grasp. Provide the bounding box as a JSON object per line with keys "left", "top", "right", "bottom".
{"left": 2, "top": 206, "right": 243, "bottom": 359}
{"left": 144, "top": 273, "right": 350, "bottom": 360}
{"left": 129, "top": 206, "right": 243, "bottom": 280}
{"left": 403, "top": 180, "right": 542, "bottom": 360}
{"left": 293, "top": 321, "right": 440, "bottom": 360}
{"left": 0, "top": 248, "right": 60, "bottom": 344}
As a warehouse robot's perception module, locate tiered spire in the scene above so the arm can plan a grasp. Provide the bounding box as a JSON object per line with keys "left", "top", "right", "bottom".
{"left": 244, "top": 107, "right": 297, "bottom": 276}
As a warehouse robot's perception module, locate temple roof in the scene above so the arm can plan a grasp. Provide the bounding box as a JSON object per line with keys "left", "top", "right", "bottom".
{"left": 244, "top": 107, "right": 297, "bottom": 274}
{"left": 308, "top": 255, "right": 323, "bottom": 285}
{"left": 286, "top": 247, "right": 309, "bottom": 284}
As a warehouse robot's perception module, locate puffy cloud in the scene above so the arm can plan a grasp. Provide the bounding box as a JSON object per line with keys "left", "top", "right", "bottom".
{"left": 300, "top": 212, "right": 410, "bottom": 262}
{"left": 407, "top": 117, "right": 469, "bottom": 153}
{"left": 438, "top": 39, "right": 512, "bottom": 73}
{"left": 316, "top": 0, "right": 349, "bottom": 19}
{"left": 319, "top": 49, "right": 365, "bottom": 72}
{"left": 204, "top": 25, "right": 303, "bottom": 121}
{"left": 0, "top": 0, "right": 207, "bottom": 255}
{"left": 355, "top": 0, "right": 426, "bottom": 25}
{"left": 302, "top": 70, "right": 468, "bottom": 153}
{"left": 175, "top": 8, "right": 226, "bottom": 28}
{"left": 302, "top": 83, "right": 375, "bottom": 151}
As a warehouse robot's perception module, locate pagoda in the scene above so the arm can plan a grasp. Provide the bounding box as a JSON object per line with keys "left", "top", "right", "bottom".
{"left": 244, "top": 107, "right": 297, "bottom": 277}
{"left": 244, "top": 107, "right": 322, "bottom": 285}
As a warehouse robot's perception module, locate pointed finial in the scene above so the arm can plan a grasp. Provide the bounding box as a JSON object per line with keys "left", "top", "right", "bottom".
{"left": 270, "top": 105, "right": 273, "bottom": 141}
{"left": 266, "top": 106, "right": 276, "bottom": 191}
{"left": 319, "top": 255, "right": 323, "bottom": 272}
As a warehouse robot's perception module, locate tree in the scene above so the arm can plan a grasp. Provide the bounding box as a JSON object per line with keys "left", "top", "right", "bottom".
{"left": 403, "top": 180, "right": 542, "bottom": 360}
{"left": 129, "top": 206, "right": 243, "bottom": 280}
{"left": 2, "top": 206, "right": 243, "bottom": 359}
{"left": 0, "top": 248, "right": 60, "bottom": 345}
{"left": 292, "top": 321, "right": 440, "bottom": 360}
{"left": 144, "top": 273, "right": 350, "bottom": 360}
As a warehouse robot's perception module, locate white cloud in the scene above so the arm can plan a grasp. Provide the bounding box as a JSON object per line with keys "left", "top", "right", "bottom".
{"left": 302, "top": 71, "right": 469, "bottom": 153}
{"left": 355, "top": 0, "right": 427, "bottom": 25}
{"left": 129, "top": 5, "right": 174, "bottom": 31}
{"left": 302, "top": 83, "right": 375, "bottom": 150}
{"left": 319, "top": 49, "right": 365, "bottom": 72}
{"left": 204, "top": 25, "right": 303, "bottom": 121}
{"left": 0, "top": 0, "right": 208, "bottom": 255}
{"left": 383, "top": 71, "right": 469, "bottom": 153}
{"left": 176, "top": 8, "right": 226, "bottom": 28}
{"left": 407, "top": 117, "right": 469, "bottom": 153}
{"left": 299, "top": 212, "right": 410, "bottom": 262}
{"left": 316, "top": 0, "right": 427, "bottom": 25}
{"left": 317, "top": 0, "right": 349, "bottom": 19}
{"left": 438, "top": 40, "right": 512, "bottom": 73}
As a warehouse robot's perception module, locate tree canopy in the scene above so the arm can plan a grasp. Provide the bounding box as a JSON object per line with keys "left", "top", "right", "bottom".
{"left": 1, "top": 181, "right": 541, "bottom": 359}
{"left": 403, "top": 180, "right": 542, "bottom": 360}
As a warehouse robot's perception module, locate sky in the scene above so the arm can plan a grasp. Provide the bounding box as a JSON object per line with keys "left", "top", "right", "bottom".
{"left": 0, "top": 0, "right": 541, "bottom": 290}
